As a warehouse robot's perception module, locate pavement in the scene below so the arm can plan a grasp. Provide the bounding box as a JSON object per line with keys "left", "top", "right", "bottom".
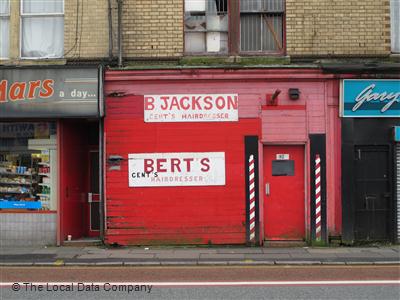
{"left": 0, "top": 245, "right": 399, "bottom": 266}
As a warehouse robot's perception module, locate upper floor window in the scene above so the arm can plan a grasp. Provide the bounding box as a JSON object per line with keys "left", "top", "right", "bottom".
{"left": 0, "top": 0, "right": 10, "bottom": 58}
{"left": 21, "top": 0, "right": 64, "bottom": 58}
{"left": 391, "top": 0, "right": 400, "bottom": 53}
{"left": 184, "top": 0, "right": 284, "bottom": 55}
{"left": 184, "top": 0, "right": 228, "bottom": 53}
{"left": 240, "top": 0, "right": 284, "bottom": 52}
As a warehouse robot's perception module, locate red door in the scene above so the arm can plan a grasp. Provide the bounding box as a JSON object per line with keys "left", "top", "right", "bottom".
{"left": 86, "top": 150, "right": 100, "bottom": 237}
{"left": 263, "top": 145, "right": 305, "bottom": 240}
{"left": 60, "top": 120, "right": 88, "bottom": 242}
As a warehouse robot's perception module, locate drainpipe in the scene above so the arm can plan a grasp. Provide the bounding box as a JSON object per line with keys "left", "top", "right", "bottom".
{"left": 117, "top": 0, "right": 123, "bottom": 67}
{"left": 107, "top": 0, "right": 113, "bottom": 60}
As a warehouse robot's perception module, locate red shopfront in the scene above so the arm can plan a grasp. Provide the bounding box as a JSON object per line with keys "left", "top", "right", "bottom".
{"left": 0, "top": 67, "right": 103, "bottom": 246}
{"left": 104, "top": 68, "right": 342, "bottom": 246}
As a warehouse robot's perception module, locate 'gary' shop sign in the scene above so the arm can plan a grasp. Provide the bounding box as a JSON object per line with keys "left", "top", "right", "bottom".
{"left": 0, "top": 67, "right": 102, "bottom": 118}
{"left": 341, "top": 79, "right": 400, "bottom": 118}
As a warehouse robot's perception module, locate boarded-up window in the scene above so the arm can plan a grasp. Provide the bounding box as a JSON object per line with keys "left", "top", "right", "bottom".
{"left": 184, "top": 0, "right": 228, "bottom": 53}
{"left": 240, "top": 0, "right": 284, "bottom": 52}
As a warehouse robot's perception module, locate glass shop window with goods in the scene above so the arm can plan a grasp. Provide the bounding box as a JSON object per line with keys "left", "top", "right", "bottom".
{"left": 0, "top": 122, "right": 57, "bottom": 211}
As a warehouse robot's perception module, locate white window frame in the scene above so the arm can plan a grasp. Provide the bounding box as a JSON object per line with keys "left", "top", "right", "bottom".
{"left": 20, "top": 0, "right": 65, "bottom": 59}
{"left": 0, "top": 0, "right": 10, "bottom": 59}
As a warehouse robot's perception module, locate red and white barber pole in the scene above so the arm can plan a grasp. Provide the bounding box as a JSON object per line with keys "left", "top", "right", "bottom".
{"left": 249, "top": 155, "right": 256, "bottom": 242}
{"left": 315, "top": 154, "right": 322, "bottom": 241}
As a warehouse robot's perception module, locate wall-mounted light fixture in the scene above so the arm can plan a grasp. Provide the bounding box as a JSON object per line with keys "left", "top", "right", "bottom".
{"left": 266, "top": 89, "right": 281, "bottom": 106}
{"left": 288, "top": 88, "right": 300, "bottom": 100}
{"left": 107, "top": 155, "right": 124, "bottom": 171}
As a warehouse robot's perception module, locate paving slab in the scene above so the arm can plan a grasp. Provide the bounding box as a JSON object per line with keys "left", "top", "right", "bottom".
{"left": 129, "top": 249, "right": 175, "bottom": 254}
{"left": 262, "top": 248, "right": 308, "bottom": 254}
{"left": 199, "top": 253, "right": 245, "bottom": 260}
{"left": 306, "top": 248, "right": 351, "bottom": 254}
{"left": 173, "top": 249, "right": 218, "bottom": 254}
{"left": 245, "top": 253, "right": 291, "bottom": 260}
{"left": 157, "top": 252, "right": 200, "bottom": 259}
{"left": 335, "top": 252, "right": 384, "bottom": 258}
{"left": 110, "top": 253, "right": 156, "bottom": 259}
{"left": 76, "top": 254, "right": 110, "bottom": 259}
{"left": 217, "top": 248, "right": 263, "bottom": 254}
{"left": 291, "top": 253, "right": 338, "bottom": 259}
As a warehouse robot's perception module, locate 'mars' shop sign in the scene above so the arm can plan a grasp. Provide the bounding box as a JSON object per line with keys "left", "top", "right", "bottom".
{"left": 128, "top": 152, "right": 226, "bottom": 187}
{"left": 144, "top": 94, "right": 238, "bottom": 122}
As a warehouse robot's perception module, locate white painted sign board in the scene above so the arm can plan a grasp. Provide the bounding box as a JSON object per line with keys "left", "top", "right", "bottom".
{"left": 128, "top": 152, "right": 226, "bottom": 187}
{"left": 144, "top": 94, "right": 239, "bottom": 122}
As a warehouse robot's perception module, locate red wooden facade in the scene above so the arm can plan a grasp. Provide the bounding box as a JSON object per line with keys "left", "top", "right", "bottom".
{"left": 104, "top": 68, "right": 341, "bottom": 245}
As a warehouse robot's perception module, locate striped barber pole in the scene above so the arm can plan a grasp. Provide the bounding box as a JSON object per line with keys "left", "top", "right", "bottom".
{"left": 249, "top": 155, "right": 256, "bottom": 242}
{"left": 315, "top": 154, "right": 322, "bottom": 241}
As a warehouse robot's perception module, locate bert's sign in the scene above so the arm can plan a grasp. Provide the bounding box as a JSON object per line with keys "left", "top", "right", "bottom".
{"left": 128, "top": 152, "right": 226, "bottom": 187}
{"left": 144, "top": 94, "right": 238, "bottom": 122}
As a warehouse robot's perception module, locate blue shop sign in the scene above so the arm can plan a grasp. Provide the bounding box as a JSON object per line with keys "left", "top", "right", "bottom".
{"left": 341, "top": 79, "right": 400, "bottom": 117}
{"left": 0, "top": 201, "right": 42, "bottom": 209}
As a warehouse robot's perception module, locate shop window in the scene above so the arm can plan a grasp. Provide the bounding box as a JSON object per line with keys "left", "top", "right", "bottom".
{"left": 240, "top": 0, "right": 284, "bottom": 52}
{"left": 0, "top": 0, "right": 10, "bottom": 58}
{"left": 0, "top": 122, "right": 58, "bottom": 211}
{"left": 391, "top": 0, "right": 400, "bottom": 53}
{"left": 20, "top": 0, "right": 64, "bottom": 58}
{"left": 184, "top": 0, "right": 228, "bottom": 53}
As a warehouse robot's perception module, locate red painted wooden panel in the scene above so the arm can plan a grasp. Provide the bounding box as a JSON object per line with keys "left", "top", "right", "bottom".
{"left": 261, "top": 110, "right": 307, "bottom": 142}
{"left": 59, "top": 120, "right": 88, "bottom": 242}
{"left": 263, "top": 145, "right": 305, "bottom": 240}
{"left": 104, "top": 69, "right": 342, "bottom": 242}
{"left": 105, "top": 95, "right": 260, "bottom": 245}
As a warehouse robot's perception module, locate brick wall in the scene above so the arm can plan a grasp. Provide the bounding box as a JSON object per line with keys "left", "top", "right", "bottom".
{"left": 121, "top": 0, "right": 183, "bottom": 57}
{"left": 64, "top": 0, "right": 109, "bottom": 59}
{"left": 286, "top": 0, "right": 391, "bottom": 57}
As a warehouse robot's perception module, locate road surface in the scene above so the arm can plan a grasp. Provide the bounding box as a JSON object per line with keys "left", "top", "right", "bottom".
{"left": 1, "top": 265, "right": 399, "bottom": 299}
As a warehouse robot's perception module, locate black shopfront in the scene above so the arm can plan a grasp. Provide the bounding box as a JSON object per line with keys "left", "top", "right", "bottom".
{"left": 341, "top": 79, "right": 400, "bottom": 244}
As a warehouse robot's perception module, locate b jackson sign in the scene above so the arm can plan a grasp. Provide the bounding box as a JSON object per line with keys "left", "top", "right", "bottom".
{"left": 128, "top": 152, "right": 226, "bottom": 187}
{"left": 0, "top": 67, "right": 101, "bottom": 118}
{"left": 341, "top": 79, "right": 400, "bottom": 118}
{"left": 144, "top": 94, "right": 238, "bottom": 122}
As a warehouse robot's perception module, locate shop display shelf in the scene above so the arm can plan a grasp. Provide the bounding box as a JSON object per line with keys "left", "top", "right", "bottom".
{"left": 0, "top": 191, "right": 30, "bottom": 194}
{"left": 36, "top": 193, "right": 50, "bottom": 197}
{"left": 38, "top": 162, "right": 50, "bottom": 166}
{"left": 0, "top": 181, "right": 35, "bottom": 186}
{"left": 0, "top": 172, "right": 35, "bottom": 176}
{"left": 38, "top": 173, "right": 50, "bottom": 177}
